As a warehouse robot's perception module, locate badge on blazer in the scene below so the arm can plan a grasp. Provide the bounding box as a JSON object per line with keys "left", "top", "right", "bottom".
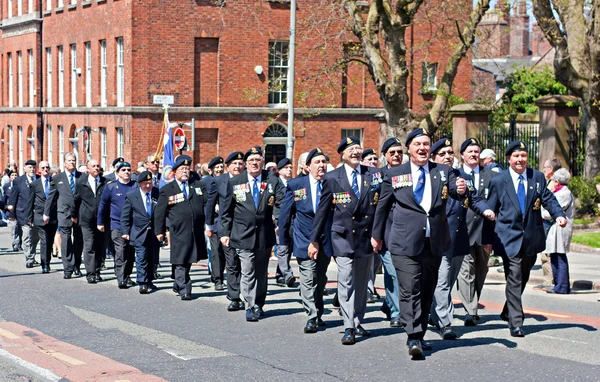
{"left": 440, "top": 170, "right": 446, "bottom": 182}
{"left": 168, "top": 193, "right": 185, "bottom": 205}
{"left": 268, "top": 195, "right": 275, "bottom": 206}
{"left": 463, "top": 198, "right": 469, "bottom": 209}
{"left": 294, "top": 188, "right": 307, "bottom": 202}
{"left": 268, "top": 183, "right": 274, "bottom": 194}
{"left": 333, "top": 192, "right": 351, "bottom": 204}
{"left": 194, "top": 187, "right": 203, "bottom": 196}
{"left": 484, "top": 188, "right": 489, "bottom": 199}
{"left": 373, "top": 192, "right": 379, "bottom": 205}
{"left": 536, "top": 182, "right": 540, "bottom": 193}
{"left": 441, "top": 185, "right": 448, "bottom": 200}
{"left": 466, "top": 179, "right": 475, "bottom": 192}
{"left": 392, "top": 174, "right": 412, "bottom": 189}
{"left": 533, "top": 197, "right": 541, "bottom": 210}
{"left": 371, "top": 172, "right": 383, "bottom": 186}
{"left": 260, "top": 182, "right": 267, "bottom": 193}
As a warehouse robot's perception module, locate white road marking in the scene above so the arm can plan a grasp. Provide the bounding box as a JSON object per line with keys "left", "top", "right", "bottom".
{"left": 66, "top": 306, "right": 232, "bottom": 360}
{"left": 0, "top": 348, "right": 62, "bottom": 382}
{"left": 530, "top": 333, "right": 589, "bottom": 344}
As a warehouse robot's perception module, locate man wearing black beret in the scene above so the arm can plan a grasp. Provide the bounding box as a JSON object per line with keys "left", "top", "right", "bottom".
{"left": 274, "top": 157, "right": 296, "bottom": 287}
{"left": 104, "top": 157, "right": 125, "bottom": 182}
{"left": 486, "top": 141, "right": 566, "bottom": 337}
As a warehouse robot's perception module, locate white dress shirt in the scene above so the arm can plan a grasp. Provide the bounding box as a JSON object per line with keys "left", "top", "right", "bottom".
{"left": 343, "top": 163, "right": 361, "bottom": 192}
{"left": 247, "top": 173, "right": 263, "bottom": 200}
{"left": 508, "top": 167, "right": 528, "bottom": 195}
{"left": 175, "top": 179, "right": 188, "bottom": 196}
{"left": 463, "top": 164, "right": 480, "bottom": 191}
{"left": 410, "top": 161, "right": 432, "bottom": 237}
{"left": 309, "top": 174, "right": 321, "bottom": 213}
{"left": 279, "top": 176, "right": 289, "bottom": 188}
{"left": 88, "top": 175, "right": 100, "bottom": 195}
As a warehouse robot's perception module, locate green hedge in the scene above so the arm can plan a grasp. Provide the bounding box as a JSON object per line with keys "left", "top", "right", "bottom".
{"left": 569, "top": 175, "right": 600, "bottom": 217}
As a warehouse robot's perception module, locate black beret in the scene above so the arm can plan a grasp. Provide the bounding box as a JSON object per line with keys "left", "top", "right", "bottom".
{"left": 115, "top": 161, "right": 131, "bottom": 172}
{"left": 405, "top": 128, "right": 428, "bottom": 146}
{"left": 460, "top": 137, "right": 481, "bottom": 153}
{"left": 173, "top": 155, "right": 192, "bottom": 170}
{"left": 25, "top": 159, "right": 37, "bottom": 166}
{"left": 243, "top": 146, "right": 263, "bottom": 161}
{"left": 137, "top": 171, "right": 153, "bottom": 183}
{"left": 381, "top": 138, "right": 403, "bottom": 154}
{"left": 277, "top": 158, "right": 292, "bottom": 169}
{"left": 225, "top": 151, "right": 244, "bottom": 164}
{"left": 431, "top": 138, "right": 452, "bottom": 155}
{"left": 505, "top": 140, "right": 528, "bottom": 156}
{"left": 306, "top": 148, "right": 326, "bottom": 165}
{"left": 361, "top": 149, "right": 377, "bottom": 160}
{"left": 208, "top": 156, "right": 224, "bottom": 169}
{"left": 112, "top": 157, "right": 125, "bottom": 167}
{"left": 337, "top": 136, "right": 361, "bottom": 154}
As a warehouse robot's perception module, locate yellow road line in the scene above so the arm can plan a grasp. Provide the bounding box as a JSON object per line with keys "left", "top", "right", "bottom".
{"left": 524, "top": 309, "right": 570, "bottom": 318}
{"left": 0, "top": 328, "right": 20, "bottom": 339}
{"left": 40, "top": 350, "right": 87, "bottom": 365}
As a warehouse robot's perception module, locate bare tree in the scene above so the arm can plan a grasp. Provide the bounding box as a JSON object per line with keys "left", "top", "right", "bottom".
{"left": 533, "top": 0, "right": 599, "bottom": 178}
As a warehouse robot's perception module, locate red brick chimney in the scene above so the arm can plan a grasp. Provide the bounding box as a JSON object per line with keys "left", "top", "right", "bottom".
{"left": 509, "top": 0, "right": 530, "bottom": 57}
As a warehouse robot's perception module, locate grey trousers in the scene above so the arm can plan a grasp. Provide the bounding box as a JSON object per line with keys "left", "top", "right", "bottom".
{"left": 9, "top": 219, "right": 22, "bottom": 250}
{"left": 336, "top": 255, "right": 373, "bottom": 330}
{"left": 457, "top": 244, "right": 490, "bottom": 316}
{"left": 276, "top": 244, "right": 294, "bottom": 283}
{"left": 430, "top": 254, "right": 465, "bottom": 328}
{"left": 237, "top": 248, "right": 271, "bottom": 309}
{"left": 22, "top": 224, "right": 39, "bottom": 263}
{"left": 297, "top": 253, "right": 330, "bottom": 320}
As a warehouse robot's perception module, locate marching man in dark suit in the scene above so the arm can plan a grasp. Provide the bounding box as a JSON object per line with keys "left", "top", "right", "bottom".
{"left": 486, "top": 141, "right": 566, "bottom": 337}
{"left": 74, "top": 160, "right": 106, "bottom": 284}
{"left": 428, "top": 139, "right": 494, "bottom": 340}
{"left": 121, "top": 171, "right": 160, "bottom": 294}
{"left": 220, "top": 147, "right": 284, "bottom": 322}
{"left": 154, "top": 155, "right": 214, "bottom": 300}
{"left": 279, "top": 148, "right": 332, "bottom": 333}
{"left": 372, "top": 128, "right": 468, "bottom": 358}
{"left": 44, "top": 152, "right": 83, "bottom": 279}
{"left": 456, "top": 137, "right": 501, "bottom": 326}
{"left": 202, "top": 156, "right": 226, "bottom": 291}
{"left": 8, "top": 160, "right": 40, "bottom": 268}
{"left": 27, "top": 161, "right": 55, "bottom": 274}
{"left": 274, "top": 157, "right": 296, "bottom": 288}
{"left": 309, "top": 136, "right": 381, "bottom": 345}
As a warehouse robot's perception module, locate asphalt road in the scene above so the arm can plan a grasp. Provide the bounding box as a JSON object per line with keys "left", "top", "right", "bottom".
{"left": 0, "top": 227, "right": 599, "bottom": 381}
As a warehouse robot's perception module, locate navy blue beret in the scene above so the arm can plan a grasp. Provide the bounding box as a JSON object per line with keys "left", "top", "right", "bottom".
{"left": 225, "top": 151, "right": 244, "bottom": 164}
{"left": 337, "top": 136, "right": 361, "bottom": 153}
{"left": 505, "top": 140, "right": 528, "bottom": 156}
{"left": 460, "top": 137, "right": 480, "bottom": 153}
{"left": 306, "top": 148, "right": 326, "bottom": 165}
{"left": 25, "top": 159, "right": 37, "bottom": 166}
{"left": 431, "top": 138, "right": 452, "bottom": 155}
{"left": 173, "top": 155, "right": 192, "bottom": 170}
{"left": 112, "top": 157, "right": 125, "bottom": 167}
{"left": 277, "top": 158, "right": 292, "bottom": 169}
{"left": 405, "top": 128, "right": 428, "bottom": 146}
{"left": 361, "top": 149, "right": 377, "bottom": 160}
{"left": 243, "top": 146, "right": 263, "bottom": 161}
{"left": 381, "top": 138, "right": 403, "bottom": 154}
{"left": 208, "top": 156, "right": 224, "bottom": 169}
{"left": 115, "top": 161, "right": 131, "bottom": 171}
{"left": 137, "top": 171, "right": 153, "bottom": 182}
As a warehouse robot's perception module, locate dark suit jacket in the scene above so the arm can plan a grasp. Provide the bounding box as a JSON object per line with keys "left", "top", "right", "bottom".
{"left": 74, "top": 174, "right": 107, "bottom": 227}
{"left": 27, "top": 176, "right": 56, "bottom": 226}
{"left": 458, "top": 166, "right": 499, "bottom": 246}
{"left": 445, "top": 192, "right": 489, "bottom": 258}
{"left": 121, "top": 187, "right": 159, "bottom": 247}
{"left": 309, "top": 164, "right": 380, "bottom": 258}
{"left": 200, "top": 174, "right": 219, "bottom": 226}
{"left": 220, "top": 170, "right": 284, "bottom": 250}
{"left": 44, "top": 170, "right": 82, "bottom": 227}
{"left": 2, "top": 182, "right": 13, "bottom": 212}
{"left": 278, "top": 175, "right": 333, "bottom": 259}
{"left": 372, "top": 162, "right": 466, "bottom": 257}
{"left": 8, "top": 174, "right": 39, "bottom": 226}
{"left": 486, "top": 168, "right": 565, "bottom": 257}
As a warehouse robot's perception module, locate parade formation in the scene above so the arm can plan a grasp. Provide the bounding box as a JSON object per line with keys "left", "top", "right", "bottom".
{"left": 2, "top": 128, "right": 569, "bottom": 359}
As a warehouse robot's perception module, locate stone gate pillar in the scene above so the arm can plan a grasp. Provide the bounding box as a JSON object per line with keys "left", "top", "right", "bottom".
{"left": 449, "top": 104, "right": 491, "bottom": 154}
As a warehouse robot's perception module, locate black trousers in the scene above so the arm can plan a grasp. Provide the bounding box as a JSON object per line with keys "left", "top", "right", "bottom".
{"left": 37, "top": 223, "right": 57, "bottom": 268}
{"left": 111, "top": 229, "right": 134, "bottom": 283}
{"left": 81, "top": 224, "right": 105, "bottom": 277}
{"left": 501, "top": 252, "right": 537, "bottom": 328}
{"left": 393, "top": 240, "right": 442, "bottom": 339}
{"left": 223, "top": 241, "right": 242, "bottom": 301}
{"left": 60, "top": 225, "right": 83, "bottom": 275}
{"left": 172, "top": 263, "right": 192, "bottom": 296}
{"left": 209, "top": 234, "right": 226, "bottom": 283}
{"left": 134, "top": 234, "right": 159, "bottom": 284}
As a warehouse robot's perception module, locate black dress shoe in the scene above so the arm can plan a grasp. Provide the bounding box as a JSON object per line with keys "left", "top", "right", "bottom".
{"left": 126, "top": 278, "right": 136, "bottom": 287}
{"left": 440, "top": 325, "right": 457, "bottom": 340}
{"left": 227, "top": 300, "right": 243, "bottom": 311}
{"left": 356, "top": 325, "right": 371, "bottom": 337}
{"left": 214, "top": 281, "right": 225, "bottom": 291}
{"left": 420, "top": 340, "right": 433, "bottom": 351}
{"left": 63, "top": 274, "right": 72, "bottom": 279}
{"left": 118, "top": 281, "right": 128, "bottom": 289}
{"left": 172, "top": 287, "right": 179, "bottom": 295}
{"left": 545, "top": 289, "right": 556, "bottom": 294}
{"left": 95, "top": 275, "right": 103, "bottom": 282}
{"left": 276, "top": 278, "right": 286, "bottom": 286}
{"left": 322, "top": 288, "right": 329, "bottom": 296}
{"left": 87, "top": 277, "right": 97, "bottom": 284}
{"left": 246, "top": 309, "right": 259, "bottom": 322}
{"left": 390, "top": 317, "right": 402, "bottom": 328}
{"left": 148, "top": 283, "right": 158, "bottom": 290}
{"left": 286, "top": 277, "right": 296, "bottom": 288}
{"left": 25, "top": 262, "right": 34, "bottom": 269}
{"left": 32, "top": 260, "right": 39, "bottom": 265}
{"left": 366, "top": 292, "right": 376, "bottom": 304}
{"left": 154, "top": 272, "right": 164, "bottom": 280}
{"left": 500, "top": 311, "right": 509, "bottom": 322}
{"left": 380, "top": 303, "right": 392, "bottom": 321}
{"left": 510, "top": 327, "right": 525, "bottom": 337}
{"left": 181, "top": 294, "right": 192, "bottom": 301}
{"left": 304, "top": 319, "right": 317, "bottom": 333}
{"left": 74, "top": 269, "right": 82, "bottom": 277}
{"left": 139, "top": 285, "right": 149, "bottom": 294}
{"left": 464, "top": 314, "right": 477, "bottom": 326}
{"left": 253, "top": 306, "right": 264, "bottom": 317}
{"left": 407, "top": 339, "right": 423, "bottom": 357}
{"left": 41, "top": 267, "right": 50, "bottom": 274}
{"left": 332, "top": 293, "right": 340, "bottom": 307}
{"left": 341, "top": 329, "right": 356, "bottom": 345}
{"left": 317, "top": 318, "right": 326, "bottom": 327}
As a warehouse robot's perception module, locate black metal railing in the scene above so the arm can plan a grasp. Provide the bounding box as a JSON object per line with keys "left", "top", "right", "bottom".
{"left": 479, "top": 116, "right": 539, "bottom": 170}
{"left": 568, "top": 122, "right": 586, "bottom": 176}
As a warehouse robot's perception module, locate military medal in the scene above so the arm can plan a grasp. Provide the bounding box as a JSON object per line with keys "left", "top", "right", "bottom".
{"left": 268, "top": 195, "right": 275, "bottom": 206}
{"left": 294, "top": 188, "right": 307, "bottom": 202}
{"left": 373, "top": 192, "right": 379, "bottom": 205}
{"left": 533, "top": 197, "right": 541, "bottom": 210}
{"left": 372, "top": 172, "right": 383, "bottom": 185}
{"left": 463, "top": 198, "right": 469, "bottom": 209}
{"left": 195, "top": 187, "right": 202, "bottom": 195}
{"left": 440, "top": 170, "right": 446, "bottom": 182}
{"left": 260, "top": 182, "right": 267, "bottom": 193}
{"left": 484, "top": 188, "right": 489, "bottom": 199}
{"left": 441, "top": 185, "right": 448, "bottom": 200}
{"left": 268, "top": 183, "right": 274, "bottom": 194}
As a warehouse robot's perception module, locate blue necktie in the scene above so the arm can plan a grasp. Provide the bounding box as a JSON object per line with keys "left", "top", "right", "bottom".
{"left": 182, "top": 182, "right": 188, "bottom": 198}
{"left": 351, "top": 169, "right": 360, "bottom": 199}
{"left": 145, "top": 193, "right": 152, "bottom": 217}
{"left": 517, "top": 174, "right": 526, "bottom": 215}
{"left": 44, "top": 178, "right": 49, "bottom": 197}
{"left": 69, "top": 173, "right": 75, "bottom": 194}
{"left": 253, "top": 178, "right": 260, "bottom": 208}
{"left": 414, "top": 167, "right": 425, "bottom": 204}
{"left": 315, "top": 180, "right": 322, "bottom": 212}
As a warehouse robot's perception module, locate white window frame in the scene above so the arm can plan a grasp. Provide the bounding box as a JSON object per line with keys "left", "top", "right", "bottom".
{"left": 28, "top": 50, "right": 34, "bottom": 107}
{"left": 116, "top": 38, "right": 124, "bottom": 107}
{"left": 46, "top": 48, "right": 52, "bottom": 107}
{"left": 341, "top": 129, "right": 363, "bottom": 144}
{"left": 116, "top": 127, "right": 124, "bottom": 157}
{"left": 58, "top": 125, "right": 64, "bottom": 169}
{"left": 17, "top": 51, "right": 23, "bottom": 107}
{"left": 17, "top": 0, "right": 22, "bottom": 16}
{"left": 8, "top": 53, "right": 13, "bottom": 107}
{"left": 8, "top": 126, "right": 14, "bottom": 163}
{"left": 8, "top": 0, "right": 13, "bottom": 18}
{"left": 58, "top": 46, "right": 64, "bottom": 107}
{"left": 268, "top": 41, "right": 289, "bottom": 107}
{"left": 100, "top": 127, "right": 107, "bottom": 169}
{"left": 71, "top": 44, "right": 77, "bottom": 107}
{"left": 28, "top": 0, "right": 32, "bottom": 13}
{"left": 58, "top": 0, "right": 63, "bottom": 7}
{"left": 18, "top": 126, "right": 23, "bottom": 171}
{"left": 46, "top": 0, "right": 51, "bottom": 11}
{"left": 85, "top": 42, "right": 92, "bottom": 107}
{"left": 47, "top": 125, "right": 53, "bottom": 164}
{"left": 100, "top": 40, "right": 107, "bottom": 107}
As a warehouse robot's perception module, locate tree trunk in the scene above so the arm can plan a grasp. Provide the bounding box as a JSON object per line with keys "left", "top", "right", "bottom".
{"left": 583, "top": 101, "right": 600, "bottom": 178}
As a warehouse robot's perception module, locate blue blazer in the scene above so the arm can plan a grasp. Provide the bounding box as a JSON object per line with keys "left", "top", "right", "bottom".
{"left": 444, "top": 192, "right": 489, "bottom": 258}
{"left": 487, "top": 168, "right": 565, "bottom": 257}
{"left": 8, "top": 175, "right": 39, "bottom": 226}
{"left": 120, "top": 187, "right": 159, "bottom": 247}
{"left": 278, "top": 175, "right": 332, "bottom": 260}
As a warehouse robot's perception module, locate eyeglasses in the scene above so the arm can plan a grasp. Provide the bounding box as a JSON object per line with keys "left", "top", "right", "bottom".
{"left": 388, "top": 150, "right": 403, "bottom": 155}
{"left": 120, "top": 168, "right": 132, "bottom": 172}
{"left": 40, "top": 166, "right": 50, "bottom": 169}
{"left": 149, "top": 160, "right": 159, "bottom": 164}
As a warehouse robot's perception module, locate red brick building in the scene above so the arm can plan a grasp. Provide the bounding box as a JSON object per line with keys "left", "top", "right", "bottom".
{"left": 0, "top": 0, "right": 473, "bottom": 172}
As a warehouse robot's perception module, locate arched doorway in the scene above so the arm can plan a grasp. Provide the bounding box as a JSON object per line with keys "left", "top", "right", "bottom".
{"left": 263, "top": 123, "right": 287, "bottom": 164}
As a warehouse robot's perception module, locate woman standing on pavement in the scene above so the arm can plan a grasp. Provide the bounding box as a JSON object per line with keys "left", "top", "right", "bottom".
{"left": 542, "top": 168, "right": 574, "bottom": 294}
